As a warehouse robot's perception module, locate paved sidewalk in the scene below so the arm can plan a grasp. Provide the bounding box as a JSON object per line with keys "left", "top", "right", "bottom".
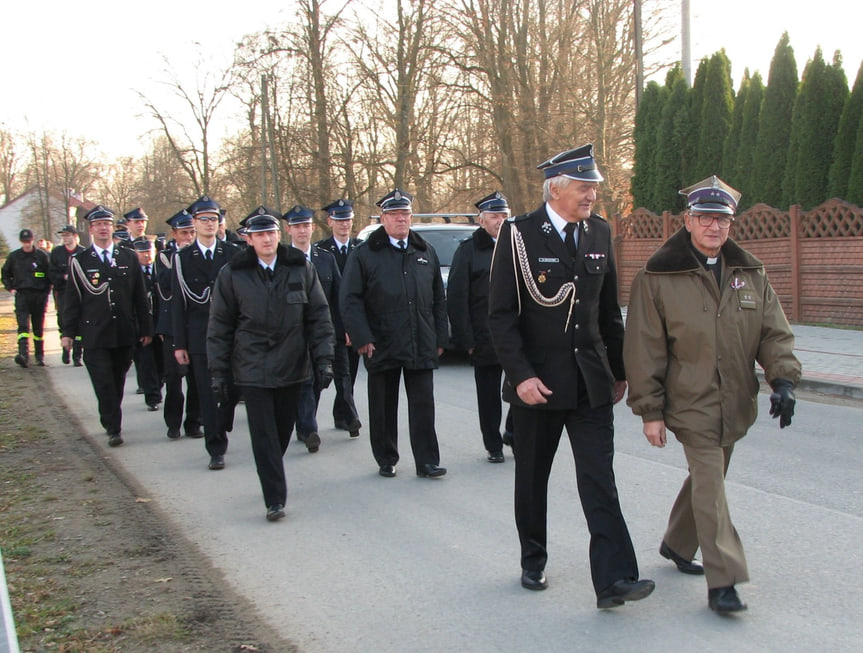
{"left": 785, "top": 324, "right": 863, "bottom": 399}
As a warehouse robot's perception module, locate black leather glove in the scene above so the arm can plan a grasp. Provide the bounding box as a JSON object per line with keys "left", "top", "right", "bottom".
{"left": 211, "top": 377, "right": 230, "bottom": 404}
{"left": 316, "top": 363, "right": 334, "bottom": 390}
{"left": 769, "top": 378, "right": 796, "bottom": 428}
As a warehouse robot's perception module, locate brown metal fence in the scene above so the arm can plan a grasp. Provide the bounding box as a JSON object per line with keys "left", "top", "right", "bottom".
{"left": 612, "top": 199, "right": 863, "bottom": 327}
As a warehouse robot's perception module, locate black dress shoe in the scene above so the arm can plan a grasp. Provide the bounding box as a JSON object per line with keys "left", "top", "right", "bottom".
{"left": 502, "top": 430, "right": 514, "bottom": 447}
{"left": 147, "top": 403, "right": 160, "bottom": 412}
{"left": 208, "top": 455, "right": 225, "bottom": 470}
{"left": 596, "top": 578, "right": 655, "bottom": 609}
{"left": 266, "top": 504, "right": 286, "bottom": 522}
{"left": 136, "top": 387, "right": 145, "bottom": 395}
{"left": 347, "top": 419, "right": 362, "bottom": 438}
{"left": 303, "top": 432, "right": 321, "bottom": 453}
{"left": 416, "top": 463, "right": 447, "bottom": 478}
{"left": 167, "top": 428, "right": 181, "bottom": 440}
{"left": 185, "top": 426, "right": 204, "bottom": 438}
{"left": 379, "top": 465, "right": 397, "bottom": 477}
{"left": 660, "top": 541, "right": 704, "bottom": 575}
{"left": 708, "top": 586, "right": 747, "bottom": 614}
{"left": 61, "top": 349, "right": 70, "bottom": 364}
{"left": 487, "top": 451, "right": 505, "bottom": 463}
{"left": 521, "top": 569, "right": 548, "bottom": 591}
{"left": 334, "top": 420, "right": 350, "bottom": 430}
{"left": 107, "top": 433, "right": 124, "bottom": 447}
{"left": 73, "top": 359, "right": 83, "bottom": 367}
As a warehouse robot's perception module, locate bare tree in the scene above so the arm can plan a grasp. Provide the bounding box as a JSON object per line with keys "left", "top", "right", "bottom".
{"left": 138, "top": 54, "right": 235, "bottom": 196}
{"left": 0, "top": 125, "right": 22, "bottom": 204}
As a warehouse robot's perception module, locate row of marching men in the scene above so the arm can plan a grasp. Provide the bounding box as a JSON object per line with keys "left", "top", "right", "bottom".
{"left": 57, "top": 197, "right": 364, "bottom": 514}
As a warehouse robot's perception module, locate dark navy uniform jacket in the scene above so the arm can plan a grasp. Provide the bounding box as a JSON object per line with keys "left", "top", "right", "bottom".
{"left": 314, "top": 236, "right": 362, "bottom": 274}
{"left": 171, "top": 240, "right": 239, "bottom": 354}
{"left": 61, "top": 245, "right": 153, "bottom": 348}
{"left": 488, "top": 206, "right": 624, "bottom": 409}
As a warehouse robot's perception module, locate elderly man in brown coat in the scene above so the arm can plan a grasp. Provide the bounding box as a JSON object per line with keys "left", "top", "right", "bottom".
{"left": 623, "top": 175, "right": 801, "bottom": 614}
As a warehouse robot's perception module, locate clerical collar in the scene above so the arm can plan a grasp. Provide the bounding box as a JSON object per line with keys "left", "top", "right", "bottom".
{"left": 690, "top": 246, "right": 720, "bottom": 267}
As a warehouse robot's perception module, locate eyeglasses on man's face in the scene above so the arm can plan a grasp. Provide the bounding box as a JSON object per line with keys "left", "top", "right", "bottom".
{"left": 692, "top": 213, "right": 734, "bottom": 229}
{"left": 194, "top": 215, "right": 220, "bottom": 222}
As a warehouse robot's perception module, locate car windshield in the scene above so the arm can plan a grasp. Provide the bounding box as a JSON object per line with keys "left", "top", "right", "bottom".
{"left": 418, "top": 229, "right": 475, "bottom": 267}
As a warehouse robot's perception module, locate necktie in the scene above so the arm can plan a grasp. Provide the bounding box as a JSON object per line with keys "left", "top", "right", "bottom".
{"left": 205, "top": 249, "right": 213, "bottom": 262}
{"left": 397, "top": 240, "right": 406, "bottom": 251}
{"left": 102, "top": 249, "right": 110, "bottom": 265}
{"left": 563, "top": 223, "right": 578, "bottom": 259}
{"left": 144, "top": 265, "right": 151, "bottom": 279}
{"left": 340, "top": 245, "right": 347, "bottom": 256}
{"left": 267, "top": 267, "right": 274, "bottom": 281}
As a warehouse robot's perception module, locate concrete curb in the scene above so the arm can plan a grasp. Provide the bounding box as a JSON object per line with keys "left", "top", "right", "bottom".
{"left": 756, "top": 369, "right": 863, "bottom": 401}
{"left": 0, "top": 550, "right": 21, "bottom": 653}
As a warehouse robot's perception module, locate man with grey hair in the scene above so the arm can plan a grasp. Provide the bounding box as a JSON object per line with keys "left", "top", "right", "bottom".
{"left": 488, "top": 144, "right": 654, "bottom": 608}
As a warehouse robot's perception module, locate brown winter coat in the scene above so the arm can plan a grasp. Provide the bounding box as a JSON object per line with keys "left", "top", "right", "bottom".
{"left": 623, "top": 228, "right": 801, "bottom": 446}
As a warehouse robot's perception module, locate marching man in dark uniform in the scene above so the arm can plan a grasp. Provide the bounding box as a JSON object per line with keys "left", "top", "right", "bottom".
{"left": 60, "top": 206, "right": 153, "bottom": 446}
{"left": 155, "top": 210, "right": 202, "bottom": 440}
{"left": 488, "top": 145, "right": 654, "bottom": 607}
{"left": 132, "top": 237, "right": 163, "bottom": 411}
{"left": 315, "top": 199, "right": 363, "bottom": 436}
{"left": 123, "top": 208, "right": 149, "bottom": 241}
{"left": 3, "top": 228, "right": 52, "bottom": 367}
{"left": 340, "top": 189, "right": 448, "bottom": 479}
{"left": 447, "top": 191, "right": 514, "bottom": 463}
{"left": 49, "top": 225, "right": 86, "bottom": 365}
{"left": 208, "top": 207, "right": 334, "bottom": 521}
{"left": 172, "top": 196, "right": 240, "bottom": 470}
{"left": 285, "top": 205, "right": 341, "bottom": 452}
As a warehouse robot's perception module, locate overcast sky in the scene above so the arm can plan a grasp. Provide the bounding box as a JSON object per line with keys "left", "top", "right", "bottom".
{"left": 3, "top": 0, "right": 861, "bottom": 159}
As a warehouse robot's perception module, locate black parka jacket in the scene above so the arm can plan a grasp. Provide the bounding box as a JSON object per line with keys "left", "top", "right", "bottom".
{"left": 207, "top": 244, "right": 334, "bottom": 388}
{"left": 446, "top": 226, "right": 499, "bottom": 366}
{"left": 339, "top": 226, "right": 447, "bottom": 373}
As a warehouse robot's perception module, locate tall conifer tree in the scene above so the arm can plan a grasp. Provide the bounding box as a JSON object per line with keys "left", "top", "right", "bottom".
{"left": 631, "top": 81, "right": 666, "bottom": 209}
{"left": 695, "top": 51, "right": 734, "bottom": 180}
{"left": 783, "top": 48, "right": 848, "bottom": 208}
{"left": 828, "top": 60, "right": 863, "bottom": 198}
{"left": 737, "top": 71, "right": 764, "bottom": 209}
{"left": 653, "top": 71, "right": 690, "bottom": 213}
{"left": 751, "top": 33, "right": 798, "bottom": 206}
{"left": 723, "top": 69, "right": 750, "bottom": 184}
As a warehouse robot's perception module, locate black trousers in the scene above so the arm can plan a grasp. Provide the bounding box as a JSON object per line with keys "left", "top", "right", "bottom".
{"left": 473, "top": 363, "right": 513, "bottom": 454}
{"left": 161, "top": 336, "right": 201, "bottom": 433}
{"left": 367, "top": 367, "right": 439, "bottom": 470}
{"left": 134, "top": 338, "right": 163, "bottom": 406}
{"left": 511, "top": 397, "right": 638, "bottom": 594}
{"left": 82, "top": 346, "right": 134, "bottom": 435}
{"left": 15, "top": 289, "right": 48, "bottom": 343}
{"left": 331, "top": 341, "right": 360, "bottom": 425}
{"left": 241, "top": 385, "right": 300, "bottom": 508}
{"left": 189, "top": 352, "right": 236, "bottom": 457}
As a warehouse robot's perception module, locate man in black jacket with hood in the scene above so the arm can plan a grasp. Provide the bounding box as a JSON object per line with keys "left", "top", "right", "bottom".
{"left": 208, "top": 207, "right": 334, "bottom": 521}
{"left": 340, "top": 189, "right": 448, "bottom": 480}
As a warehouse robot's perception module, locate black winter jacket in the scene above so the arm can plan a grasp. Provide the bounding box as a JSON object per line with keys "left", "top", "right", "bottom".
{"left": 339, "top": 225, "right": 447, "bottom": 373}
{"left": 446, "top": 226, "right": 499, "bottom": 366}
{"left": 207, "top": 244, "right": 334, "bottom": 388}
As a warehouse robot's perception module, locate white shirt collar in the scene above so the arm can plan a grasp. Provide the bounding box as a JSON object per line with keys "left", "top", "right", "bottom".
{"left": 198, "top": 242, "right": 215, "bottom": 257}
{"left": 96, "top": 244, "right": 114, "bottom": 259}
{"left": 389, "top": 235, "right": 408, "bottom": 248}
{"left": 334, "top": 237, "right": 350, "bottom": 249}
{"left": 545, "top": 203, "right": 575, "bottom": 240}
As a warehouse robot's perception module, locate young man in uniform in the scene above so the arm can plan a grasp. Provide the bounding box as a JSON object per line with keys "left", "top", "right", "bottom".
{"left": 2, "top": 228, "right": 52, "bottom": 367}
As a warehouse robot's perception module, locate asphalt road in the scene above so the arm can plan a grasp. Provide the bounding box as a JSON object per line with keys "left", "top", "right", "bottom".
{"left": 45, "top": 348, "right": 863, "bottom": 653}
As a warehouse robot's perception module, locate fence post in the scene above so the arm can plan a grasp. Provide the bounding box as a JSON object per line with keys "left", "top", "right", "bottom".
{"left": 789, "top": 205, "right": 801, "bottom": 322}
